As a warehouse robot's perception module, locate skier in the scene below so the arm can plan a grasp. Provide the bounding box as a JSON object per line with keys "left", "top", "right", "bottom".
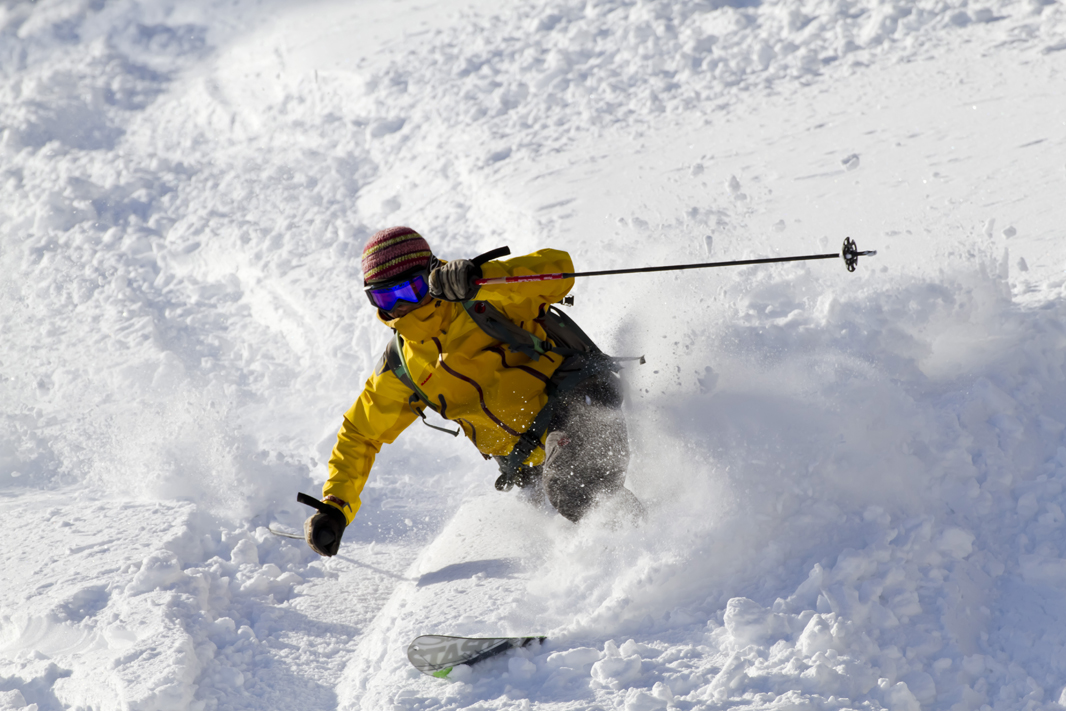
{"left": 304, "top": 226, "right": 637, "bottom": 556}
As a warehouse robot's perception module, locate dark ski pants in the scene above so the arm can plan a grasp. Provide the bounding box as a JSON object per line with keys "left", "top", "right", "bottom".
{"left": 540, "top": 371, "right": 630, "bottom": 522}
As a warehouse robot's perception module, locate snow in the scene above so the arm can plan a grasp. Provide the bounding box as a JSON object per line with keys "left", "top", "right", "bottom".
{"left": 2, "top": 0, "right": 1066, "bottom": 709}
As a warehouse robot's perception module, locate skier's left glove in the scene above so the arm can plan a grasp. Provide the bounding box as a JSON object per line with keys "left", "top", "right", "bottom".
{"left": 304, "top": 504, "right": 347, "bottom": 557}
{"left": 429, "top": 259, "right": 482, "bottom": 301}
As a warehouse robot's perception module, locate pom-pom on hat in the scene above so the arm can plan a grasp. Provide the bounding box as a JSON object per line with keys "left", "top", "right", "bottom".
{"left": 361, "top": 226, "right": 432, "bottom": 284}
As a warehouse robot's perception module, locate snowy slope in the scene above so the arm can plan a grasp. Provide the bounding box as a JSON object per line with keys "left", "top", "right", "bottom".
{"left": 2, "top": 0, "right": 1066, "bottom": 709}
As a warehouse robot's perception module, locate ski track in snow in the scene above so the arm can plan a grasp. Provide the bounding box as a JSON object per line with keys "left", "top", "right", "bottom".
{"left": 2, "top": 0, "right": 1066, "bottom": 709}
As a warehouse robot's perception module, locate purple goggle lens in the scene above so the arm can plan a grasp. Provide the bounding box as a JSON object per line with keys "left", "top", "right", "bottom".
{"left": 365, "top": 273, "right": 430, "bottom": 312}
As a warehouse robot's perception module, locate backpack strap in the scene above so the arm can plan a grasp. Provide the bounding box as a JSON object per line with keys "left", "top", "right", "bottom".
{"left": 384, "top": 333, "right": 422, "bottom": 401}
{"left": 383, "top": 332, "right": 459, "bottom": 437}
{"left": 461, "top": 300, "right": 568, "bottom": 361}
{"left": 491, "top": 348, "right": 626, "bottom": 490}
{"left": 463, "top": 244, "right": 575, "bottom": 361}
{"left": 479, "top": 303, "right": 627, "bottom": 490}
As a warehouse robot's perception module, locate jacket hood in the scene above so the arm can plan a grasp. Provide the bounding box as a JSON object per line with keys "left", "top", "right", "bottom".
{"left": 377, "top": 299, "right": 457, "bottom": 342}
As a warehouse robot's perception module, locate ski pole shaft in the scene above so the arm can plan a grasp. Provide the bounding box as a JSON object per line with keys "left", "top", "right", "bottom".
{"left": 476, "top": 253, "right": 841, "bottom": 285}
{"left": 475, "top": 238, "right": 874, "bottom": 286}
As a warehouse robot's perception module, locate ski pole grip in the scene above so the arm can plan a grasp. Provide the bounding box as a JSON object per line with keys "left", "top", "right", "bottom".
{"left": 472, "top": 246, "right": 511, "bottom": 267}
{"left": 297, "top": 492, "right": 333, "bottom": 514}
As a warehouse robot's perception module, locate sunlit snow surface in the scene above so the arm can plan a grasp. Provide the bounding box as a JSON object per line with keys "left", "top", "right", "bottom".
{"left": 2, "top": 0, "right": 1066, "bottom": 709}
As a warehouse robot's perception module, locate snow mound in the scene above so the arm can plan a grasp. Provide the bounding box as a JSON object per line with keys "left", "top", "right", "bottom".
{"left": 3, "top": 0, "right": 1066, "bottom": 708}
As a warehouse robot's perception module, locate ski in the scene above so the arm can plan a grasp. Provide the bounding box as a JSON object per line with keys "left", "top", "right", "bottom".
{"left": 406, "top": 635, "right": 546, "bottom": 678}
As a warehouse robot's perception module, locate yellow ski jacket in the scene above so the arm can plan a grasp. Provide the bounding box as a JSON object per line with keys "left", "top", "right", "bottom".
{"left": 322, "top": 249, "right": 576, "bottom": 524}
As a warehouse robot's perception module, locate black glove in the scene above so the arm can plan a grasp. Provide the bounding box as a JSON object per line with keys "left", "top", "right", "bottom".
{"left": 429, "top": 259, "right": 482, "bottom": 301}
{"left": 304, "top": 504, "right": 347, "bottom": 557}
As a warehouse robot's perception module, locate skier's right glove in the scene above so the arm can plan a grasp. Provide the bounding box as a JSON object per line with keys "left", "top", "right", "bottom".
{"left": 304, "top": 504, "right": 347, "bottom": 557}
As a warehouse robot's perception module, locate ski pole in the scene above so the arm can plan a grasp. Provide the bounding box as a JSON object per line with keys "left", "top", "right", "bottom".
{"left": 475, "top": 238, "right": 876, "bottom": 287}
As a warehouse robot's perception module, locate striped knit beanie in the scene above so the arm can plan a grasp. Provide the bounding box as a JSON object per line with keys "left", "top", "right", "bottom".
{"left": 361, "top": 226, "right": 432, "bottom": 284}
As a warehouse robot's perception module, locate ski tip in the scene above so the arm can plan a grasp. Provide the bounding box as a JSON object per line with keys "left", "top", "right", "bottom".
{"left": 407, "top": 635, "right": 548, "bottom": 678}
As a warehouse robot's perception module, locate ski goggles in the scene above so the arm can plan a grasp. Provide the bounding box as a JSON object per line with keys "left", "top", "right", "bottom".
{"left": 364, "top": 271, "right": 431, "bottom": 312}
